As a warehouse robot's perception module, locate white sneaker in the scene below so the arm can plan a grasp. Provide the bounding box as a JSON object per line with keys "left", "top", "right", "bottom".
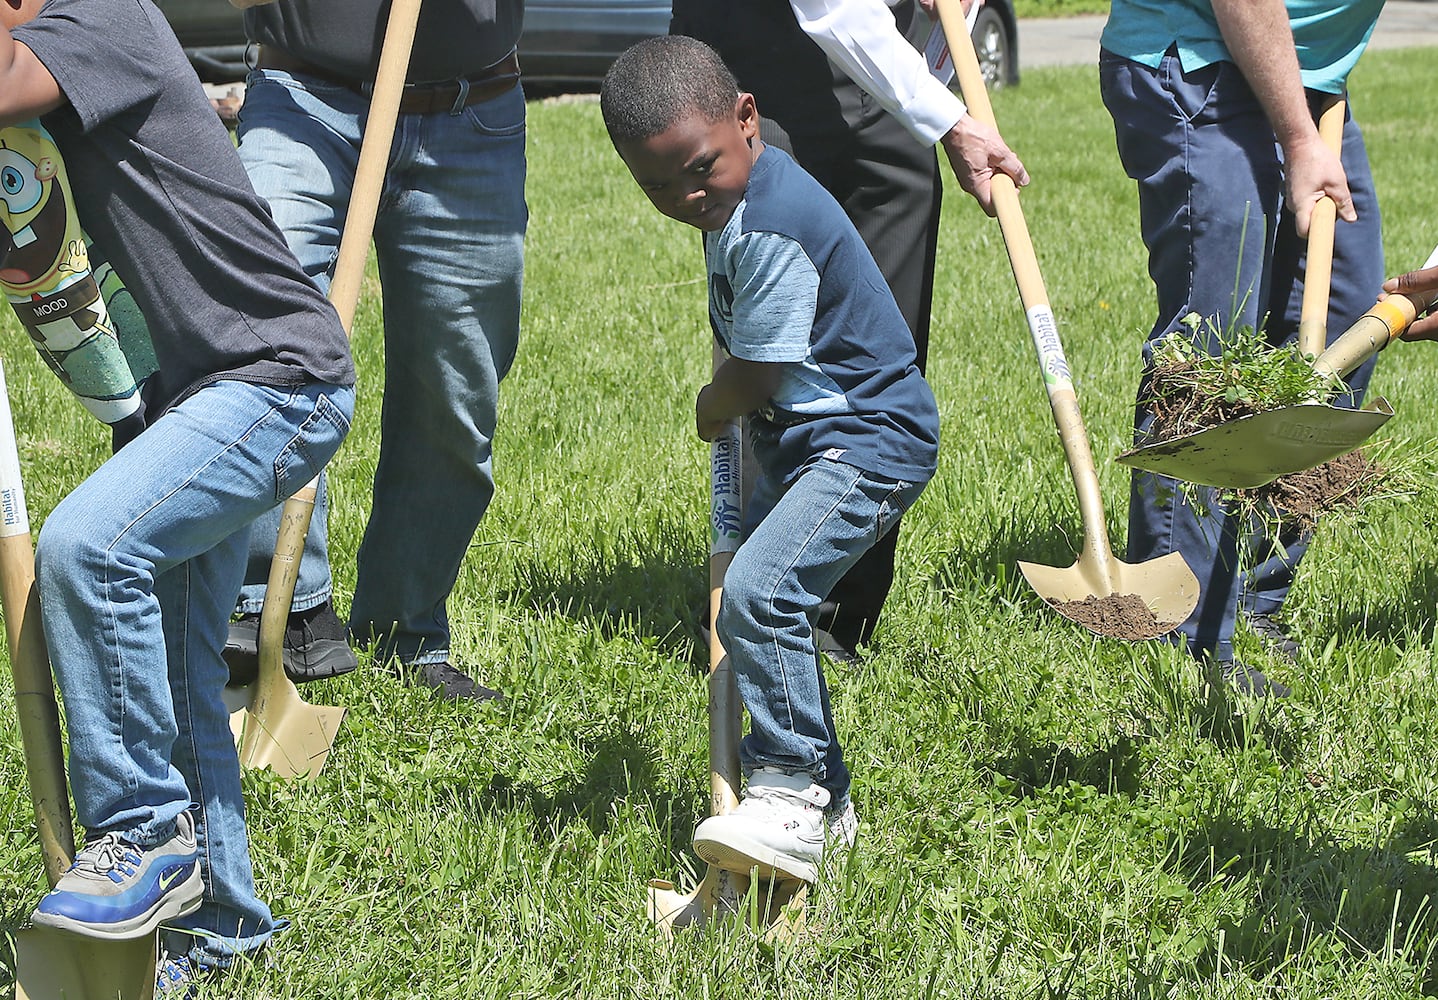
{"left": 693, "top": 768, "right": 830, "bottom": 883}
{"left": 827, "top": 799, "right": 858, "bottom": 850}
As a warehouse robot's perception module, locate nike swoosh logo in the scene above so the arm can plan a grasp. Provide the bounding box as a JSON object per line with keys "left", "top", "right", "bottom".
{"left": 158, "top": 865, "right": 188, "bottom": 891}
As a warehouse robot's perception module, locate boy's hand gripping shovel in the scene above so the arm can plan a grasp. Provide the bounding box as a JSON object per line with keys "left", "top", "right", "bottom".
{"left": 0, "top": 359, "right": 159, "bottom": 1000}
{"left": 647, "top": 349, "right": 806, "bottom": 939}
{"left": 227, "top": 0, "right": 423, "bottom": 778}
{"left": 936, "top": 0, "right": 1199, "bottom": 637}
{"left": 1114, "top": 101, "right": 1410, "bottom": 489}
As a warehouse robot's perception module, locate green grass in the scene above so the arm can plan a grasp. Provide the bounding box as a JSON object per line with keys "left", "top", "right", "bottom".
{"left": 4, "top": 50, "right": 1438, "bottom": 999}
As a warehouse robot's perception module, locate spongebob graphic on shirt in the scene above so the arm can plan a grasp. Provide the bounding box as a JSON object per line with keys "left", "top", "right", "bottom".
{"left": 0, "top": 120, "right": 155, "bottom": 426}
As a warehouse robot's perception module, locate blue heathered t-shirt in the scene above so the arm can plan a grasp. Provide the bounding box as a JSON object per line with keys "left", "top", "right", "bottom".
{"left": 703, "top": 146, "right": 939, "bottom": 486}
{"left": 1101, "top": 0, "right": 1384, "bottom": 94}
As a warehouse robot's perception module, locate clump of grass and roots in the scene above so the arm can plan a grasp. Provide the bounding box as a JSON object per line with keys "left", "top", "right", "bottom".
{"left": 1140, "top": 313, "right": 1390, "bottom": 531}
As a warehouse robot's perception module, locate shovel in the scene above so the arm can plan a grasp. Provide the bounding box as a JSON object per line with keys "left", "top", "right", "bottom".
{"left": 229, "top": 0, "right": 424, "bottom": 778}
{"left": 1113, "top": 101, "right": 1408, "bottom": 490}
{"left": 0, "top": 358, "right": 158, "bottom": 1000}
{"left": 647, "top": 351, "right": 806, "bottom": 939}
{"left": 936, "top": 0, "right": 1199, "bottom": 638}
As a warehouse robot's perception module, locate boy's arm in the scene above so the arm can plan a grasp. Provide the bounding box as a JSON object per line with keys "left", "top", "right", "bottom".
{"left": 695, "top": 357, "right": 782, "bottom": 442}
{"left": 0, "top": 32, "right": 64, "bottom": 127}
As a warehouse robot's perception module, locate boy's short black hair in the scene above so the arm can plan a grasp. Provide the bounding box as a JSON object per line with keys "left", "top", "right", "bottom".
{"left": 600, "top": 35, "right": 741, "bottom": 146}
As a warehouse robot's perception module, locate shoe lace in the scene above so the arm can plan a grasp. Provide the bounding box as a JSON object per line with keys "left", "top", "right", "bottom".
{"left": 156, "top": 952, "right": 195, "bottom": 998}
{"left": 72, "top": 832, "right": 143, "bottom": 883}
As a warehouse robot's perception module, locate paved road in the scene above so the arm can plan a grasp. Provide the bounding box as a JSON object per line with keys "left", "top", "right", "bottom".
{"left": 1022, "top": 0, "right": 1438, "bottom": 68}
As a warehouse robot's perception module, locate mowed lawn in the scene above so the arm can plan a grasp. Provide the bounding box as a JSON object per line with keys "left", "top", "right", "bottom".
{"left": 3, "top": 49, "right": 1438, "bottom": 999}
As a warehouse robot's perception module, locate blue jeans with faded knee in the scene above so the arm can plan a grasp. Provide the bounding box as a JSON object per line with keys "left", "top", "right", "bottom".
{"left": 718, "top": 459, "right": 927, "bottom": 807}
{"left": 234, "top": 67, "right": 526, "bottom": 665}
{"left": 36, "top": 379, "right": 353, "bottom": 968}
{"left": 1101, "top": 49, "right": 1382, "bottom": 663}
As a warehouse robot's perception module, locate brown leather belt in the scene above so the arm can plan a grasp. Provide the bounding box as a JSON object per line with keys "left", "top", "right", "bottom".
{"left": 257, "top": 46, "right": 520, "bottom": 114}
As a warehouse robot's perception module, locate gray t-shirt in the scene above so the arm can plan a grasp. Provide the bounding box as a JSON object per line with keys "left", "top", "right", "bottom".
{"left": 246, "top": 0, "right": 523, "bottom": 82}
{"left": 16, "top": 0, "right": 354, "bottom": 415}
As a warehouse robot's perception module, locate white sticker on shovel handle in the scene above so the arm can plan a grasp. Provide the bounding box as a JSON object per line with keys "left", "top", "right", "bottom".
{"left": 710, "top": 422, "right": 742, "bottom": 556}
{"left": 0, "top": 360, "right": 29, "bottom": 539}
{"left": 1026, "top": 304, "right": 1073, "bottom": 393}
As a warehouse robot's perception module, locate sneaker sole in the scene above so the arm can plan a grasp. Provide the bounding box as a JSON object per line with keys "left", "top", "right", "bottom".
{"left": 31, "top": 865, "right": 204, "bottom": 941}
{"left": 693, "top": 831, "right": 819, "bottom": 884}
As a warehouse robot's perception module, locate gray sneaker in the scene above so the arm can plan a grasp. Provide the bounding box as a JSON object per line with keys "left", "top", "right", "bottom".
{"left": 32, "top": 810, "right": 203, "bottom": 940}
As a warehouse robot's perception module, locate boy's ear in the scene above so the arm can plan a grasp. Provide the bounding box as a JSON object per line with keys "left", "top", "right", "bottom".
{"left": 736, "top": 92, "right": 759, "bottom": 141}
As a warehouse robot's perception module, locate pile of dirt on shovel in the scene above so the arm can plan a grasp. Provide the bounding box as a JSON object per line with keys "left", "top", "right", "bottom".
{"left": 1141, "top": 354, "right": 1388, "bottom": 528}
{"left": 1048, "top": 593, "right": 1180, "bottom": 641}
{"left": 1234, "top": 446, "right": 1386, "bottom": 531}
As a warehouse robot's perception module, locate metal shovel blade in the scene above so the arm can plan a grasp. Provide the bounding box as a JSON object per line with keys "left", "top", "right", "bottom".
{"left": 15, "top": 929, "right": 158, "bottom": 1000}
{"left": 229, "top": 677, "right": 345, "bottom": 780}
{"left": 1019, "top": 550, "right": 1199, "bottom": 639}
{"left": 648, "top": 869, "right": 807, "bottom": 940}
{"left": 1115, "top": 397, "right": 1394, "bottom": 488}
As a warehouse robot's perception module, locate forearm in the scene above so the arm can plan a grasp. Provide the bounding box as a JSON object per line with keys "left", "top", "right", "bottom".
{"left": 1213, "top": 0, "right": 1314, "bottom": 155}
{"left": 696, "top": 358, "right": 781, "bottom": 439}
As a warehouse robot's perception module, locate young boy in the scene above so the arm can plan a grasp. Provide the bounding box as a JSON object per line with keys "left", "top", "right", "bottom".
{"left": 600, "top": 36, "right": 940, "bottom": 883}
{"left": 0, "top": 0, "right": 354, "bottom": 989}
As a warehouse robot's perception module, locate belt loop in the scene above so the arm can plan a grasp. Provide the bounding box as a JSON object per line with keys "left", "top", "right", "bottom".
{"left": 449, "top": 76, "right": 470, "bottom": 116}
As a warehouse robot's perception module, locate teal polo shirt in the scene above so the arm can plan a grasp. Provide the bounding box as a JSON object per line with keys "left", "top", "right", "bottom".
{"left": 1102, "top": 0, "right": 1384, "bottom": 93}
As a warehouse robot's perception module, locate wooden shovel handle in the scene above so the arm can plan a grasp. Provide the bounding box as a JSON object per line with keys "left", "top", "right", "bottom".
{"left": 255, "top": 0, "right": 424, "bottom": 690}
{"left": 706, "top": 344, "right": 743, "bottom": 818}
{"left": 0, "top": 360, "right": 74, "bottom": 885}
{"left": 1297, "top": 96, "right": 1346, "bottom": 358}
{"left": 935, "top": 0, "right": 1115, "bottom": 570}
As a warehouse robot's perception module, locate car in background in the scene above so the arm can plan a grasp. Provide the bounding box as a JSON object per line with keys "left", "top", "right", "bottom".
{"left": 160, "top": 0, "right": 1018, "bottom": 91}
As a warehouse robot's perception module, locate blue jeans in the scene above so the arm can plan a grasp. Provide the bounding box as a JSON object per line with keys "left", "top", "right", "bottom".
{"left": 35, "top": 379, "right": 354, "bottom": 968}
{"left": 1100, "top": 50, "right": 1382, "bottom": 662}
{"left": 234, "top": 68, "right": 527, "bottom": 665}
{"left": 718, "top": 459, "right": 928, "bottom": 805}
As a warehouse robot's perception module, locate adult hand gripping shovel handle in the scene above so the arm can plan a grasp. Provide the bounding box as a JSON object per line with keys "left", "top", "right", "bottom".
{"left": 240, "top": 0, "right": 424, "bottom": 778}
{"left": 1297, "top": 96, "right": 1346, "bottom": 358}
{"left": 1313, "top": 243, "right": 1438, "bottom": 380}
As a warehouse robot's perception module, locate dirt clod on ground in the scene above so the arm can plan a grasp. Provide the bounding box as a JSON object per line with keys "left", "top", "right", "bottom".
{"left": 1048, "top": 593, "right": 1179, "bottom": 641}
{"left": 1233, "top": 447, "right": 1386, "bottom": 531}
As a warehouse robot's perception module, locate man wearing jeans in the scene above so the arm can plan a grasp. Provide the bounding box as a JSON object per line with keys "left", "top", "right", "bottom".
{"left": 1101, "top": 0, "right": 1386, "bottom": 695}
{"left": 224, "top": 0, "right": 526, "bottom": 701}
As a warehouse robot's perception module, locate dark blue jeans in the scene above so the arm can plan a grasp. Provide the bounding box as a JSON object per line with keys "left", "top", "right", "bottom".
{"left": 1100, "top": 49, "right": 1383, "bottom": 662}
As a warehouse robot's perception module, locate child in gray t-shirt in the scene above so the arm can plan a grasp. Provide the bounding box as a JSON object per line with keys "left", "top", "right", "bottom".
{"left": 1, "top": 0, "right": 354, "bottom": 988}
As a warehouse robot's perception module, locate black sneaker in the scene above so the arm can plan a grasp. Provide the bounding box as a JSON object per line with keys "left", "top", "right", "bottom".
{"left": 224, "top": 600, "right": 358, "bottom": 687}
{"left": 396, "top": 661, "right": 503, "bottom": 703}
{"left": 1246, "top": 613, "right": 1301, "bottom": 661}
{"left": 1217, "top": 660, "right": 1292, "bottom": 699}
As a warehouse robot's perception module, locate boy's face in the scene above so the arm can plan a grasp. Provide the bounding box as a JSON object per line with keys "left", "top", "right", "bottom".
{"left": 616, "top": 93, "right": 761, "bottom": 233}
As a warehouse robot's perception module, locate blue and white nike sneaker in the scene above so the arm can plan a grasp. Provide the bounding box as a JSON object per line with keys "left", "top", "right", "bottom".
{"left": 31, "top": 809, "right": 203, "bottom": 940}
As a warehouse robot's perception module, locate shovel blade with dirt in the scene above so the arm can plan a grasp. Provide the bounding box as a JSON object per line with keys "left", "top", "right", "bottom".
{"left": 1116, "top": 246, "right": 1438, "bottom": 489}
{"left": 0, "top": 360, "right": 159, "bottom": 1000}
{"left": 230, "top": 0, "right": 424, "bottom": 776}
{"left": 646, "top": 391, "right": 806, "bottom": 940}
{"left": 937, "top": 0, "right": 1198, "bottom": 639}
{"left": 1113, "top": 93, "right": 1432, "bottom": 491}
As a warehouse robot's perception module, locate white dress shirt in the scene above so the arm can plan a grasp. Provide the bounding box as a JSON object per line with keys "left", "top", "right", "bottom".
{"left": 789, "top": 0, "right": 969, "bottom": 145}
